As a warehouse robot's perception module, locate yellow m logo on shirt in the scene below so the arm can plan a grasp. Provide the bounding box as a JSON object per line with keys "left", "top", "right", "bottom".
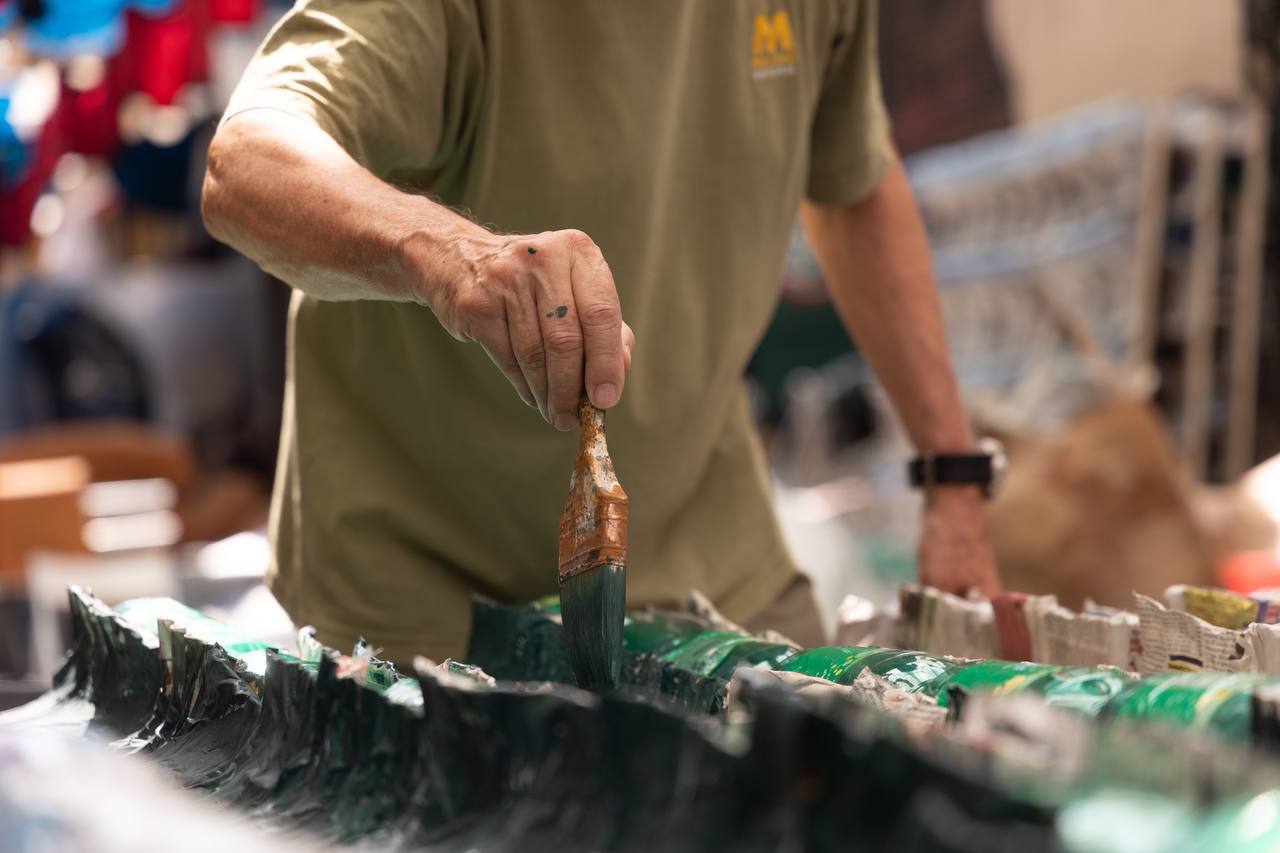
{"left": 752, "top": 11, "right": 797, "bottom": 72}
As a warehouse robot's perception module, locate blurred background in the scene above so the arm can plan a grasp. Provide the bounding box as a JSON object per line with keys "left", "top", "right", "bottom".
{"left": 0, "top": 0, "right": 1277, "bottom": 707}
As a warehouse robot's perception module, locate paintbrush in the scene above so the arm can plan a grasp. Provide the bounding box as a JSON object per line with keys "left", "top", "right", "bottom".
{"left": 558, "top": 398, "right": 628, "bottom": 690}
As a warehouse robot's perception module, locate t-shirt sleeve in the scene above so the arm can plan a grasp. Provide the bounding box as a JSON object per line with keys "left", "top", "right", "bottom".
{"left": 222, "top": 0, "right": 478, "bottom": 181}
{"left": 806, "top": 0, "right": 894, "bottom": 205}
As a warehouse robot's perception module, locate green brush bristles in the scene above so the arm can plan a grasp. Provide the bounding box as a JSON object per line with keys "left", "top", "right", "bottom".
{"left": 559, "top": 562, "right": 626, "bottom": 691}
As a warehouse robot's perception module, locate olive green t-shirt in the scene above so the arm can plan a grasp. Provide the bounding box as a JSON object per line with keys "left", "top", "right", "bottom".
{"left": 227, "top": 0, "right": 892, "bottom": 663}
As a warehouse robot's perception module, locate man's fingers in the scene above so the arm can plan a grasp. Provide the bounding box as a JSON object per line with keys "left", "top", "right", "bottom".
{"left": 568, "top": 234, "right": 625, "bottom": 410}
{"left": 474, "top": 314, "right": 536, "bottom": 409}
{"left": 532, "top": 240, "right": 584, "bottom": 430}
{"left": 453, "top": 229, "right": 626, "bottom": 425}
{"left": 503, "top": 286, "right": 550, "bottom": 418}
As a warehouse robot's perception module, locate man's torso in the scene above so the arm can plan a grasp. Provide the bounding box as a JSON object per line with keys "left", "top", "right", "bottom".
{"left": 238, "top": 0, "right": 874, "bottom": 661}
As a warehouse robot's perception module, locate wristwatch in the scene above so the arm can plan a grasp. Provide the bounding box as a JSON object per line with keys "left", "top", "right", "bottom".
{"left": 907, "top": 437, "right": 1007, "bottom": 498}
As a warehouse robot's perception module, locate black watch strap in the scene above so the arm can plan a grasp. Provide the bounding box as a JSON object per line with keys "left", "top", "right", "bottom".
{"left": 908, "top": 453, "right": 994, "bottom": 491}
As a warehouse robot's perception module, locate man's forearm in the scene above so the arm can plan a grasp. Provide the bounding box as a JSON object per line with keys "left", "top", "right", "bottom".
{"left": 800, "top": 158, "right": 973, "bottom": 454}
{"left": 805, "top": 157, "right": 1000, "bottom": 596}
{"left": 201, "top": 109, "right": 632, "bottom": 424}
{"left": 202, "top": 110, "right": 481, "bottom": 304}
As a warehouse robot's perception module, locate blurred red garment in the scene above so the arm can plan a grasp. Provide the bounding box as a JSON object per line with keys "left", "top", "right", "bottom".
{"left": 209, "top": 0, "right": 258, "bottom": 25}
{"left": 126, "top": 0, "right": 211, "bottom": 106}
{"left": 61, "top": 55, "right": 133, "bottom": 157}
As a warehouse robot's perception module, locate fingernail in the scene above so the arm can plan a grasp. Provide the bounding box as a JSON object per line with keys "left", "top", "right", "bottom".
{"left": 553, "top": 413, "right": 577, "bottom": 431}
{"left": 591, "top": 383, "right": 619, "bottom": 408}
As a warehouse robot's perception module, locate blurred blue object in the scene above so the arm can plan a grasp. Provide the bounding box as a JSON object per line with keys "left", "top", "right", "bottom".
{"left": 0, "top": 85, "right": 32, "bottom": 189}
{"left": 21, "top": 0, "right": 180, "bottom": 59}
{"left": 23, "top": 0, "right": 128, "bottom": 58}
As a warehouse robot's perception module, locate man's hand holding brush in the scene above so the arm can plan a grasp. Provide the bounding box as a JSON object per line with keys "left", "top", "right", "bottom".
{"left": 403, "top": 225, "right": 635, "bottom": 424}
{"left": 404, "top": 222, "right": 637, "bottom": 690}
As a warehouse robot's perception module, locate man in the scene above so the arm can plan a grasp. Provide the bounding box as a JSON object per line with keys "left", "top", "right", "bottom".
{"left": 202, "top": 0, "right": 1001, "bottom": 665}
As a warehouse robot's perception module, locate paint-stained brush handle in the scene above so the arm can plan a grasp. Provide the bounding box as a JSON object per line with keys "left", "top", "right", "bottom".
{"left": 558, "top": 400, "right": 628, "bottom": 582}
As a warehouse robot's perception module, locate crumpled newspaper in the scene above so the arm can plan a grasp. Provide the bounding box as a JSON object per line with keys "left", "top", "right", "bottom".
{"left": 896, "top": 585, "right": 999, "bottom": 660}
{"left": 727, "top": 667, "right": 947, "bottom": 737}
{"left": 686, "top": 589, "right": 800, "bottom": 649}
{"left": 994, "top": 593, "right": 1139, "bottom": 670}
{"left": 1134, "top": 592, "right": 1280, "bottom": 674}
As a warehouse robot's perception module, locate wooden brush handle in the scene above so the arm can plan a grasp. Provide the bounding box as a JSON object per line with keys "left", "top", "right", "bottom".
{"left": 577, "top": 400, "right": 609, "bottom": 466}
{"left": 578, "top": 398, "right": 605, "bottom": 440}
{"left": 558, "top": 400, "right": 628, "bottom": 582}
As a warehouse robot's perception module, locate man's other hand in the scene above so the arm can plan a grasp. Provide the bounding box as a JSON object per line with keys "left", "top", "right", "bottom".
{"left": 409, "top": 228, "right": 634, "bottom": 429}
{"left": 917, "top": 485, "right": 1002, "bottom": 598}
